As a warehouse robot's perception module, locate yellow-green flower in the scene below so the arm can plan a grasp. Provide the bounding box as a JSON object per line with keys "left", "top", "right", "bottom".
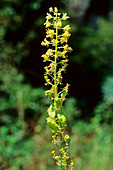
{"left": 57, "top": 51, "right": 61, "bottom": 56}
{"left": 62, "top": 50, "right": 67, "bottom": 57}
{"left": 41, "top": 54, "right": 49, "bottom": 61}
{"left": 44, "top": 20, "right": 51, "bottom": 28}
{"left": 62, "top": 59, "right": 68, "bottom": 64}
{"left": 51, "top": 39, "right": 59, "bottom": 46}
{"left": 49, "top": 7, "right": 53, "bottom": 12}
{"left": 54, "top": 7, "right": 58, "bottom": 13}
{"left": 41, "top": 38, "right": 49, "bottom": 46}
{"left": 46, "top": 29, "right": 54, "bottom": 38}
{"left": 56, "top": 20, "right": 62, "bottom": 28}
{"left": 49, "top": 63, "right": 55, "bottom": 68}
{"left": 46, "top": 49, "right": 54, "bottom": 56}
{"left": 64, "top": 44, "right": 69, "bottom": 51}
{"left": 46, "top": 13, "right": 52, "bottom": 20}
{"left": 60, "top": 37, "right": 67, "bottom": 44}
{"left": 63, "top": 25, "right": 71, "bottom": 31}
{"left": 63, "top": 31, "right": 71, "bottom": 38}
{"left": 62, "top": 13, "right": 69, "bottom": 20}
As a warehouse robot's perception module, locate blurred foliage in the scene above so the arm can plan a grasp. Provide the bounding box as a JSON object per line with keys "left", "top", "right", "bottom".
{"left": 0, "top": 123, "right": 34, "bottom": 169}
{"left": 0, "top": 0, "right": 48, "bottom": 169}
{"left": 64, "top": 0, "right": 90, "bottom": 20}
{"left": 92, "top": 76, "right": 113, "bottom": 124}
{"left": 64, "top": 97, "right": 81, "bottom": 128}
{"left": 71, "top": 121, "right": 113, "bottom": 170}
{"left": 102, "top": 76, "right": 113, "bottom": 102}
{"left": 72, "top": 14, "right": 113, "bottom": 70}
{"left": 17, "top": 121, "right": 113, "bottom": 170}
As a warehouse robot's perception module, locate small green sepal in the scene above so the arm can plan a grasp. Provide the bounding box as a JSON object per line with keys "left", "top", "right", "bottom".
{"left": 45, "top": 90, "right": 52, "bottom": 98}
{"left": 46, "top": 117, "right": 59, "bottom": 133}
{"left": 55, "top": 98, "right": 62, "bottom": 108}
{"left": 58, "top": 114, "right": 66, "bottom": 124}
{"left": 47, "top": 104, "right": 55, "bottom": 118}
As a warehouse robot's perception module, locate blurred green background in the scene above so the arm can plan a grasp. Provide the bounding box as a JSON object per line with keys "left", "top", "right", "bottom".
{"left": 0, "top": 0, "right": 113, "bottom": 169}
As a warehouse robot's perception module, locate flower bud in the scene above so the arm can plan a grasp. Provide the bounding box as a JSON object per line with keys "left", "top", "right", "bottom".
{"left": 64, "top": 135, "right": 70, "bottom": 143}
{"left": 51, "top": 150, "right": 55, "bottom": 156}
{"left": 45, "top": 90, "right": 52, "bottom": 97}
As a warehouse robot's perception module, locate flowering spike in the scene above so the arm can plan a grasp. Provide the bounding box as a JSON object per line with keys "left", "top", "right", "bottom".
{"left": 41, "top": 7, "right": 74, "bottom": 170}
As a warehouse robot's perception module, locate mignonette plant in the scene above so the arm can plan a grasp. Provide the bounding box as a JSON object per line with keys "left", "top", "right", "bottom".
{"left": 41, "top": 7, "right": 74, "bottom": 170}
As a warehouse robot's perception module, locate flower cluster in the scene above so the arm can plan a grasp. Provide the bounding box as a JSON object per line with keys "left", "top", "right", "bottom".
{"left": 41, "top": 7, "right": 74, "bottom": 170}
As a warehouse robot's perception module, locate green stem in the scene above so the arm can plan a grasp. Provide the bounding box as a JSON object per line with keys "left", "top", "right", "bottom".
{"left": 54, "top": 18, "right": 58, "bottom": 105}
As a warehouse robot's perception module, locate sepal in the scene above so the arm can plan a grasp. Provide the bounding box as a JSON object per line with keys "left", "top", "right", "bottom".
{"left": 47, "top": 104, "right": 55, "bottom": 118}
{"left": 46, "top": 117, "right": 59, "bottom": 133}
{"left": 58, "top": 114, "right": 66, "bottom": 124}
{"left": 55, "top": 97, "right": 62, "bottom": 109}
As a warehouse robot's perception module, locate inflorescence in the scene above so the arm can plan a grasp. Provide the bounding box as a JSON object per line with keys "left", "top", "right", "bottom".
{"left": 41, "top": 7, "right": 74, "bottom": 170}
